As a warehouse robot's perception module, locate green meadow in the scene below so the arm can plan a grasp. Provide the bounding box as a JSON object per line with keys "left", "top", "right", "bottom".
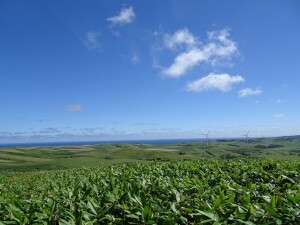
{"left": 0, "top": 136, "right": 300, "bottom": 172}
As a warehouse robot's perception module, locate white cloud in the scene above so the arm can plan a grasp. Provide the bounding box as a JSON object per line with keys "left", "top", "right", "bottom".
{"left": 274, "top": 113, "right": 286, "bottom": 120}
{"left": 165, "top": 28, "right": 197, "bottom": 50}
{"left": 186, "top": 73, "right": 244, "bottom": 92}
{"left": 163, "top": 49, "right": 208, "bottom": 77}
{"left": 66, "top": 104, "right": 82, "bottom": 112}
{"left": 107, "top": 6, "right": 136, "bottom": 25}
{"left": 238, "top": 87, "right": 262, "bottom": 97}
{"left": 39, "top": 127, "right": 61, "bottom": 134}
{"left": 207, "top": 29, "right": 237, "bottom": 57}
{"left": 162, "top": 28, "right": 238, "bottom": 77}
{"left": 83, "top": 32, "right": 101, "bottom": 50}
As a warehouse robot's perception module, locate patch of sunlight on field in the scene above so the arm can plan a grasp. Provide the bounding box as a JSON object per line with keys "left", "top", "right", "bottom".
{"left": 0, "top": 149, "right": 25, "bottom": 154}
{"left": 0, "top": 153, "right": 51, "bottom": 162}
{"left": 0, "top": 159, "right": 16, "bottom": 163}
{"left": 146, "top": 148, "right": 179, "bottom": 152}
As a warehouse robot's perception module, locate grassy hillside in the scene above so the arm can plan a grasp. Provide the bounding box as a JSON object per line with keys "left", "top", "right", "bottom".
{"left": 0, "top": 136, "right": 300, "bottom": 172}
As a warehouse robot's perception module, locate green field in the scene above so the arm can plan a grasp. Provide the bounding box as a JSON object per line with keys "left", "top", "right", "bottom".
{"left": 1, "top": 136, "right": 300, "bottom": 172}
{"left": 0, "top": 136, "right": 300, "bottom": 224}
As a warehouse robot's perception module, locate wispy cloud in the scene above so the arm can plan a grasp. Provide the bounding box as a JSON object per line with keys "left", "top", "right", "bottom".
{"left": 186, "top": 73, "right": 244, "bottom": 92}
{"left": 160, "top": 28, "right": 237, "bottom": 77}
{"left": 66, "top": 104, "right": 82, "bottom": 112}
{"left": 133, "top": 122, "right": 158, "bottom": 126}
{"left": 2, "top": 124, "right": 300, "bottom": 143}
{"left": 276, "top": 99, "right": 286, "bottom": 104}
{"left": 107, "top": 6, "right": 136, "bottom": 26}
{"left": 274, "top": 113, "right": 286, "bottom": 120}
{"left": 255, "top": 100, "right": 261, "bottom": 105}
{"left": 80, "top": 127, "right": 104, "bottom": 133}
{"left": 83, "top": 31, "right": 101, "bottom": 50}
{"left": 131, "top": 53, "right": 140, "bottom": 64}
{"left": 38, "top": 119, "right": 49, "bottom": 122}
{"left": 38, "top": 127, "right": 61, "bottom": 134}
{"left": 238, "top": 87, "right": 262, "bottom": 97}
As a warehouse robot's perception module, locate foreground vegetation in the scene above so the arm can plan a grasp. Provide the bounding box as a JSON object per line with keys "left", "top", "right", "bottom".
{"left": 0, "top": 159, "right": 299, "bottom": 224}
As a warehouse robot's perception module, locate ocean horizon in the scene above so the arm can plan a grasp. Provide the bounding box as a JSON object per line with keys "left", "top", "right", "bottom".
{"left": 0, "top": 138, "right": 218, "bottom": 148}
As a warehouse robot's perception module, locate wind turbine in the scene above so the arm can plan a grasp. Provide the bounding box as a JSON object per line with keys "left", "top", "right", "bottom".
{"left": 243, "top": 131, "right": 249, "bottom": 144}
{"left": 262, "top": 135, "right": 268, "bottom": 149}
{"left": 202, "top": 131, "right": 210, "bottom": 146}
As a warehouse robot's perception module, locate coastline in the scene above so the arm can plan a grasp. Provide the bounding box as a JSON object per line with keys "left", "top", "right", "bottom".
{"left": 0, "top": 138, "right": 207, "bottom": 148}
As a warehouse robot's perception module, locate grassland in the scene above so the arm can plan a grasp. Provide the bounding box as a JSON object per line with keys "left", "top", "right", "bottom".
{"left": 0, "top": 136, "right": 300, "bottom": 172}
{"left": 0, "top": 136, "right": 300, "bottom": 224}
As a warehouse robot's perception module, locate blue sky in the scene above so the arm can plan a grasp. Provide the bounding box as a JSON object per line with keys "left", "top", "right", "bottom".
{"left": 0, "top": 0, "right": 300, "bottom": 143}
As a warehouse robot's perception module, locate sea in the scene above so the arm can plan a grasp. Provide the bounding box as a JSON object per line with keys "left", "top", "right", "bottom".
{"left": 0, "top": 138, "right": 210, "bottom": 148}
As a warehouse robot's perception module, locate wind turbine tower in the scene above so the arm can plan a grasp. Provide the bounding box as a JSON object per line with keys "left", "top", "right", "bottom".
{"left": 243, "top": 131, "right": 249, "bottom": 144}
{"left": 262, "top": 136, "right": 268, "bottom": 149}
{"left": 202, "top": 131, "right": 210, "bottom": 146}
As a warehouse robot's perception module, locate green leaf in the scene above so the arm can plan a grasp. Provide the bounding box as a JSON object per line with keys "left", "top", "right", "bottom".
{"left": 286, "top": 192, "right": 295, "bottom": 203}
{"left": 262, "top": 195, "right": 271, "bottom": 204}
{"left": 175, "top": 191, "right": 180, "bottom": 203}
{"left": 281, "top": 175, "right": 295, "bottom": 184}
{"left": 170, "top": 203, "right": 178, "bottom": 213}
{"left": 228, "top": 194, "right": 235, "bottom": 203}
{"left": 87, "top": 200, "right": 97, "bottom": 215}
{"left": 104, "top": 193, "right": 116, "bottom": 203}
{"left": 126, "top": 214, "right": 139, "bottom": 219}
{"left": 266, "top": 207, "right": 279, "bottom": 217}
{"left": 195, "top": 210, "right": 219, "bottom": 222}
{"left": 243, "top": 194, "right": 251, "bottom": 205}
{"left": 271, "top": 195, "right": 276, "bottom": 208}
{"left": 143, "top": 205, "right": 153, "bottom": 221}
{"left": 235, "top": 219, "right": 256, "bottom": 225}
{"left": 214, "top": 197, "right": 221, "bottom": 208}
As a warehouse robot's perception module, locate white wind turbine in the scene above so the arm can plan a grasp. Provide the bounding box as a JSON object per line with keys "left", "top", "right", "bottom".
{"left": 243, "top": 131, "right": 249, "bottom": 144}
{"left": 262, "top": 135, "right": 268, "bottom": 149}
{"left": 202, "top": 131, "right": 210, "bottom": 146}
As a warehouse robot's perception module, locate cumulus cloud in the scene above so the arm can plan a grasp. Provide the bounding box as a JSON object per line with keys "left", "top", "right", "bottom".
{"left": 274, "top": 113, "right": 286, "bottom": 120}
{"left": 238, "top": 87, "right": 262, "bottom": 97}
{"left": 83, "top": 32, "right": 101, "bottom": 50}
{"left": 161, "top": 28, "right": 238, "bottom": 77}
{"left": 164, "top": 49, "right": 207, "bottom": 77}
{"left": 186, "top": 73, "right": 244, "bottom": 92}
{"left": 107, "top": 6, "right": 136, "bottom": 25}
{"left": 165, "top": 28, "right": 198, "bottom": 50}
{"left": 66, "top": 104, "right": 82, "bottom": 112}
